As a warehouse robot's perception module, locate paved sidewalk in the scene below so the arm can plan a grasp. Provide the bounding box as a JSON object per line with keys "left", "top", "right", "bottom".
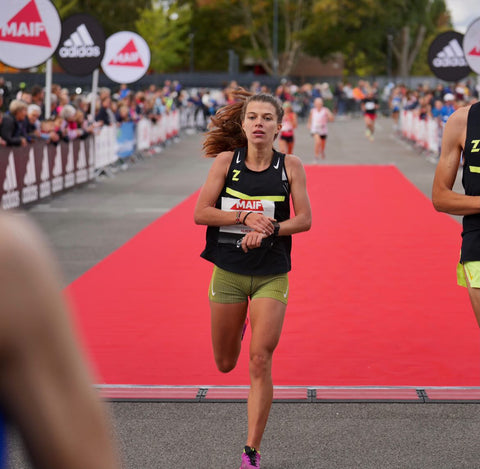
{"left": 8, "top": 114, "right": 478, "bottom": 469}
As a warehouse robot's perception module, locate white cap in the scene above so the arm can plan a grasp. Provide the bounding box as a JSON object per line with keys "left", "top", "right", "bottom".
{"left": 444, "top": 93, "right": 455, "bottom": 102}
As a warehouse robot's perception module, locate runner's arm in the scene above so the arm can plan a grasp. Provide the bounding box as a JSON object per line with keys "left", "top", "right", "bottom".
{"left": 194, "top": 152, "right": 274, "bottom": 235}
{"left": 432, "top": 106, "right": 480, "bottom": 215}
{"left": 280, "top": 155, "right": 312, "bottom": 236}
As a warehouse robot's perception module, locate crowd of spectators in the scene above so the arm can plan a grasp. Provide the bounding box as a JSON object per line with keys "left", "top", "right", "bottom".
{"left": 0, "top": 74, "right": 478, "bottom": 154}
{"left": 0, "top": 78, "right": 185, "bottom": 148}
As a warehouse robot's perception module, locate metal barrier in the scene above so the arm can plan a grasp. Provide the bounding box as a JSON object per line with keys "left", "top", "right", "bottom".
{"left": 399, "top": 110, "right": 442, "bottom": 156}
{"left": 0, "top": 110, "right": 181, "bottom": 210}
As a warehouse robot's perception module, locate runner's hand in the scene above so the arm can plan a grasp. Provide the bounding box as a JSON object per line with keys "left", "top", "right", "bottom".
{"left": 240, "top": 230, "right": 269, "bottom": 253}
{"left": 243, "top": 213, "right": 275, "bottom": 236}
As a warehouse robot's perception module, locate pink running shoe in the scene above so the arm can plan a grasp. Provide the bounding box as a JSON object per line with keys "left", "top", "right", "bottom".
{"left": 240, "top": 446, "right": 261, "bottom": 468}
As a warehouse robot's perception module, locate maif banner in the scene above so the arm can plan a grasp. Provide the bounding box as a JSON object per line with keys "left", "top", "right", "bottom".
{"left": 101, "top": 31, "right": 150, "bottom": 84}
{"left": 463, "top": 17, "right": 480, "bottom": 74}
{"left": 0, "top": 0, "right": 61, "bottom": 69}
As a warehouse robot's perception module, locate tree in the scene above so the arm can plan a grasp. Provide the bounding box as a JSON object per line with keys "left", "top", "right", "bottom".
{"left": 300, "top": 0, "right": 451, "bottom": 77}
{"left": 51, "top": 0, "right": 79, "bottom": 18}
{"left": 136, "top": 3, "right": 192, "bottom": 72}
{"left": 65, "top": 0, "right": 152, "bottom": 36}
{"left": 387, "top": 0, "right": 436, "bottom": 78}
{"left": 238, "top": 0, "right": 312, "bottom": 76}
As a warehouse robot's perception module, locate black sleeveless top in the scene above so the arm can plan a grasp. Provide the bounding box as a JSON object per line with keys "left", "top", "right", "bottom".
{"left": 201, "top": 147, "right": 292, "bottom": 275}
{"left": 461, "top": 102, "right": 480, "bottom": 262}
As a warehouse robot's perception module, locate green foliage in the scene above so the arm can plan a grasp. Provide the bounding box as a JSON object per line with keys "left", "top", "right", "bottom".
{"left": 302, "top": 0, "right": 451, "bottom": 77}
{"left": 53, "top": 0, "right": 453, "bottom": 77}
{"left": 63, "top": 0, "right": 152, "bottom": 36}
{"left": 51, "top": 0, "right": 79, "bottom": 18}
{"left": 136, "top": 3, "right": 192, "bottom": 72}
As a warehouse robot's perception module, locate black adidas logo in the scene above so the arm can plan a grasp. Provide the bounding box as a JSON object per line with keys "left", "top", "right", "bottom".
{"left": 58, "top": 23, "right": 100, "bottom": 58}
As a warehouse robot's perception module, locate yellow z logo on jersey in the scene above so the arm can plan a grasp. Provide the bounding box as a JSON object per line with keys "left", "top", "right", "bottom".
{"left": 472, "top": 140, "right": 480, "bottom": 153}
{"left": 232, "top": 169, "right": 241, "bottom": 181}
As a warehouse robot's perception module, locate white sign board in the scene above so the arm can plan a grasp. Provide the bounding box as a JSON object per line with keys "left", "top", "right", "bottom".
{"left": 101, "top": 31, "right": 150, "bottom": 84}
{"left": 0, "top": 0, "right": 61, "bottom": 69}
{"left": 463, "top": 17, "right": 480, "bottom": 74}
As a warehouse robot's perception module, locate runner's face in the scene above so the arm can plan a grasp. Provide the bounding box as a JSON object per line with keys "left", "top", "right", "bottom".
{"left": 242, "top": 101, "right": 281, "bottom": 144}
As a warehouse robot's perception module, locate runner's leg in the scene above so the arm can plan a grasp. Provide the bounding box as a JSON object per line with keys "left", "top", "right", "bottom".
{"left": 211, "top": 301, "right": 248, "bottom": 372}
{"left": 245, "top": 297, "right": 286, "bottom": 450}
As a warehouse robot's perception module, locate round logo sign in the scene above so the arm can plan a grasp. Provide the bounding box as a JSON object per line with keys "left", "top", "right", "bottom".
{"left": 0, "top": 0, "right": 61, "bottom": 69}
{"left": 428, "top": 31, "right": 471, "bottom": 81}
{"left": 101, "top": 31, "right": 150, "bottom": 84}
{"left": 55, "top": 14, "right": 105, "bottom": 76}
{"left": 463, "top": 17, "right": 480, "bottom": 74}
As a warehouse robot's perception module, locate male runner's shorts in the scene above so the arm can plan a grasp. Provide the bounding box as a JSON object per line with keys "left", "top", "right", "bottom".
{"left": 209, "top": 265, "right": 289, "bottom": 304}
{"left": 457, "top": 261, "right": 480, "bottom": 288}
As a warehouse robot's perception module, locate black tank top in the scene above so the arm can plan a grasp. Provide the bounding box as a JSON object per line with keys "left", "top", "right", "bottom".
{"left": 461, "top": 102, "right": 480, "bottom": 262}
{"left": 200, "top": 147, "right": 292, "bottom": 275}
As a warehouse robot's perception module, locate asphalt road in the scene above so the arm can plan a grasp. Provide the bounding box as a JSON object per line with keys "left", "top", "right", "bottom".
{"left": 8, "top": 114, "right": 478, "bottom": 469}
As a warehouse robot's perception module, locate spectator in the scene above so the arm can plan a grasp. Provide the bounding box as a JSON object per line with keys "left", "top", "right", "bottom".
{"left": 0, "top": 112, "right": 6, "bottom": 146}
{"left": 25, "top": 104, "right": 42, "bottom": 141}
{"left": 95, "top": 95, "right": 116, "bottom": 126}
{"left": 441, "top": 93, "right": 456, "bottom": 125}
{"left": 75, "top": 109, "right": 95, "bottom": 139}
{"left": 60, "top": 104, "right": 83, "bottom": 141}
{"left": 39, "top": 119, "right": 60, "bottom": 144}
{"left": 0, "top": 99, "right": 28, "bottom": 146}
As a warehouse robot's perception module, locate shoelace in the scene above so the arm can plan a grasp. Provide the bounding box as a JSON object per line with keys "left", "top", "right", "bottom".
{"left": 244, "top": 447, "right": 259, "bottom": 467}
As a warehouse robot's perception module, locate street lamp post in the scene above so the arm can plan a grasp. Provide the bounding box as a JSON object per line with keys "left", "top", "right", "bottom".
{"left": 189, "top": 32, "right": 195, "bottom": 73}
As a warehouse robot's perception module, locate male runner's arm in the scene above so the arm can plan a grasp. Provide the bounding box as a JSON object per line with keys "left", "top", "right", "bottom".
{"left": 432, "top": 105, "right": 480, "bottom": 216}
{"left": 0, "top": 215, "right": 121, "bottom": 469}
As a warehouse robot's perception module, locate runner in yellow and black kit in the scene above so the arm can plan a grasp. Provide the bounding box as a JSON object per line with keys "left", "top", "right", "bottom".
{"left": 433, "top": 101, "right": 480, "bottom": 327}
{"left": 194, "top": 89, "right": 311, "bottom": 469}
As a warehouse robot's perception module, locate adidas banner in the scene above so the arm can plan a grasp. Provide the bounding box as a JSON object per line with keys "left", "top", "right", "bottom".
{"left": 55, "top": 13, "right": 106, "bottom": 76}
{"left": 0, "top": 139, "right": 94, "bottom": 210}
{"left": 428, "top": 31, "right": 471, "bottom": 81}
{"left": 0, "top": 0, "right": 61, "bottom": 69}
{"left": 101, "top": 31, "right": 150, "bottom": 84}
{"left": 463, "top": 17, "right": 480, "bottom": 74}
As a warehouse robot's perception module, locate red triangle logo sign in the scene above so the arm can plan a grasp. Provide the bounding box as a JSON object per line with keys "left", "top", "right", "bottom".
{"left": 108, "top": 39, "right": 144, "bottom": 67}
{"left": 468, "top": 46, "right": 480, "bottom": 57}
{"left": 0, "top": 0, "right": 51, "bottom": 48}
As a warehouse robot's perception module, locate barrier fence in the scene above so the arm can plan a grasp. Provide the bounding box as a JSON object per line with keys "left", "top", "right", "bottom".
{"left": 0, "top": 110, "right": 180, "bottom": 210}
{"left": 399, "top": 109, "right": 442, "bottom": 156}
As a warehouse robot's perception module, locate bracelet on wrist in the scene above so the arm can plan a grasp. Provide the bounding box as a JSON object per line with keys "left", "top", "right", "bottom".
{"left": 273, "top": 222, "right": 280, "bottom": 237}
{"left": 235, "top": 210, "right": 242, "bottom": 225}
{"left": 242, "top": 211, "right": 253, "bottom": 224}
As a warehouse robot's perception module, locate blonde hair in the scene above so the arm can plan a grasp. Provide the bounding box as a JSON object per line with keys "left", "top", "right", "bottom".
{"left": 202, "top": 88, "right": 284, "bottom": 158}
{"left": 9, "top": 99, "right": 27, "bottom": 115}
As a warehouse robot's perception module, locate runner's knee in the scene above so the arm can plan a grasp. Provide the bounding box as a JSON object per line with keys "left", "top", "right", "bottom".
{"left": 249, "top": 352, "right": 272, "bottom": 379}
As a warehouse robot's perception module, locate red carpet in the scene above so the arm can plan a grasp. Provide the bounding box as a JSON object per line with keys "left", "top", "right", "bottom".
{"left": 66, "top": 165, "right": 479, "bottom": 387}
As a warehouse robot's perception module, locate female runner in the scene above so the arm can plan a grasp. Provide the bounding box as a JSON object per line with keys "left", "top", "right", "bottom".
{"left": 194, "top": 89, "right": 311, "bottom": 468}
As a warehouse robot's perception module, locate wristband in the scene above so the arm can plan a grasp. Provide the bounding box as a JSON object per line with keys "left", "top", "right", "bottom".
{"left": 235, "top": 210, "right": 242, "bottom": 224}
{"left": 273, "top": 222, "right": 280, "bottom": 237}
{"left": 242, "top": 211, "right": 253, "bottom": 224}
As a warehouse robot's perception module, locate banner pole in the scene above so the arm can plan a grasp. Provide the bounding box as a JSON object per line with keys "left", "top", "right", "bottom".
{"left": 45, "top": 58, "right": 52, "bottom": 119}
{"left": 90, "top": 68, "right": 99, "bottom": 122}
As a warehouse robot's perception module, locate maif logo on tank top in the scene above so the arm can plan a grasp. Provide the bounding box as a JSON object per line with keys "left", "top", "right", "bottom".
{"left": 220, "top": 197, "right": 275, "bottom": 236}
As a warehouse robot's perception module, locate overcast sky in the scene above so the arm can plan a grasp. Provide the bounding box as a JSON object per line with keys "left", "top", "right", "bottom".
{"left": 445, "top": 0, "right": 480, "bottom": 33}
